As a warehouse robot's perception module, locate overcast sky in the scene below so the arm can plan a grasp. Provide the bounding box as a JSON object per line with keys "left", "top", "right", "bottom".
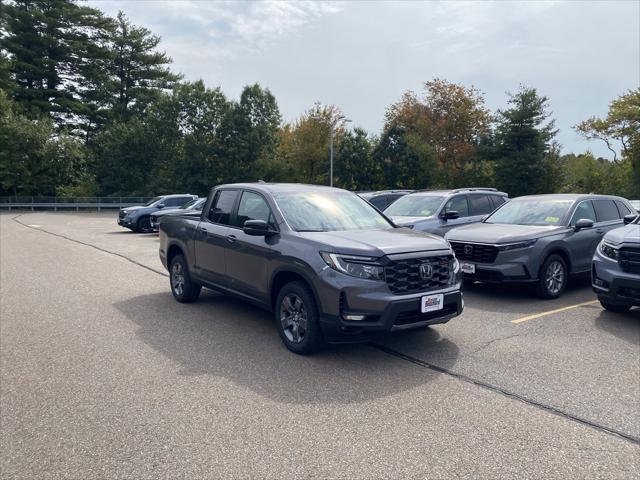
{"left": 90, "top": 0, "right": 639, "bottom": 158}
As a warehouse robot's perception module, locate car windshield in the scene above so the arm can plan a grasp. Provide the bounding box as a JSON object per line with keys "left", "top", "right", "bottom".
{"left": 189, "top": 198, "right": 205, "bottom": 209}
{"left": 144, "top": 196, "right": 163, "bottom": 206}
{"left": 486, "top": 199, "right": 573, "bottom": 226}
{"left": 181, "top": 198, "right": 200, "bottom": 209}
{"left": 384, "top": 195, "right": 445, "bottom": 217}
{"left": 274, "top": 191, "right": 393, "bottom": 232}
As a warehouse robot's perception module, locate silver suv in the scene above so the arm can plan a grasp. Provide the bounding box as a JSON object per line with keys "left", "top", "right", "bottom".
{"left": 384, "top": 188, "right": 508, "bottom": 236}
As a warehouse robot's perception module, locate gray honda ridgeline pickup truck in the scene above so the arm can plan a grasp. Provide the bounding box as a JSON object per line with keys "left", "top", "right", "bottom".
{"left": 159, "top": 183, "right": 463, "bottom": 354}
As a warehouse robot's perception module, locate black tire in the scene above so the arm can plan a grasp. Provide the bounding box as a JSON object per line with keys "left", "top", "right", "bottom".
{"left": 600, "top": 301, "right": 631, "bottom": 313}
{"left": 169, "top": 254, "right": 201, "bottom": 303}
{"left": 537, "top": 254, "right": 568, "bottom": 299}
{"left": 136, "top": 216, "right": 153, "bottom": 233}
{"left": 274, "top": 281, "right": 324, "bottom": 354}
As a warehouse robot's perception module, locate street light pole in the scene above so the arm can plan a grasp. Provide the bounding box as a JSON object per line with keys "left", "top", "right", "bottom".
{"left": 330, "top": 118, "right": 351, "bottom": 187}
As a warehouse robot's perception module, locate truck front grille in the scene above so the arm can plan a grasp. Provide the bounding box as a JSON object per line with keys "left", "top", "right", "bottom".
{"left": 450, "top": 242, "right": 499, "bottom": 264}
{"left": 619, "top": 247, "right": 640, "bottom": 274}
{"left": 385, "top": 255, "right": 452, "bottom": 295}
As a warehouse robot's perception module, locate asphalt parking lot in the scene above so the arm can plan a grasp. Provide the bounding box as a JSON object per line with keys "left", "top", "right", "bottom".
{"left": 1, "top": 212, "right": 639, "bottom": 478}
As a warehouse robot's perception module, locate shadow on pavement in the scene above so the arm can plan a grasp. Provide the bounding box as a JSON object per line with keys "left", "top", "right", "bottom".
{"left": 115, "top": 290, "right": 460, "bottom": 405}
{"left": 594, "top": 307, "right": 640, "bottom": 346}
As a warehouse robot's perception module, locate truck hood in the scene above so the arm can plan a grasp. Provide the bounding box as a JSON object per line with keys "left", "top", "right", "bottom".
{"left": 445, "top": 223, "right": 565, "bottom": 244}
{"left": 298, "top": 228, "right": 450, "bottom": 257}
{"left": 389, "top": 215, "right": 434, "bottom": 227}
{"left": 603, "top": 223, "right": 640, "bottom": 245}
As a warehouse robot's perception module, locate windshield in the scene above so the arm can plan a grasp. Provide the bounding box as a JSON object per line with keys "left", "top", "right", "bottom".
{"left": 181, "top": 198, "right": 200, "bottom": 209}
{"left": 384, "top": 195, "right": 445, "bottom": 217}
{"left": 144, "top": 196, "right": 163, "bottom": 207}
{"left": 274, "top": 191, "right": 394, "bottom": 232}
{"left": 189, "top": 198, "right": 205, "bottom": 209}
{"left": 486, "top": 199, "right": 573, "bottom": 226}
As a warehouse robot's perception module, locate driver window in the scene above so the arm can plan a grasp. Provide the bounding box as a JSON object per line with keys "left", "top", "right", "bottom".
{"left": 570, "top": 201, "right": 597, "bottom": 226}
{"left": 236, "top": 191, "right": 276, "bottom": 229}
{"left": 444, "top": 195, "right": 469, "bottom": 217}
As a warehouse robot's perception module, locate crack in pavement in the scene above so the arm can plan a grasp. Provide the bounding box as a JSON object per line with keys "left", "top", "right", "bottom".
{"left": 10, "top": 213, "right": 640, "bottom": 447}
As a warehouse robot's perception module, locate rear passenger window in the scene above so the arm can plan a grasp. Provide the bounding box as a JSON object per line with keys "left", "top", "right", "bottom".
{"left": 570, "top": 201, "right": 596, "bottom": 225}
{"left": 236, "top": 191, "right": 275, "bottom": 229}
{"left": 615, "top": 200, "right": 632, "bottom": 217}
{"left": 593, "top": 200, "right": 621, "bottom": 222}
{"left": 444, "top": 195, "right": 469, "bottom": 217}
{"left": 469, "top": 195, "right": 493, "bottom": 216}
{"left": 208, "top": 190, "right": 239, "bottom": 225}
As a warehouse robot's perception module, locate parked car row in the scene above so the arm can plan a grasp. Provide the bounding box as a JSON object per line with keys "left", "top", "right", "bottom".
{"left": 117, "top": 194, "right": 199, "bottom": 232}
{"left": 153, "top": 183, "right": 638, "bottom": 354}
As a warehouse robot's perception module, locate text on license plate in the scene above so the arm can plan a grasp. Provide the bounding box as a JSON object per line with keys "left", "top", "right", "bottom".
{"left": 461, "top": 262, "right": 475, "bottom": 274}
{"left": 421, "top": 294, "right": 444, "bottom": 313}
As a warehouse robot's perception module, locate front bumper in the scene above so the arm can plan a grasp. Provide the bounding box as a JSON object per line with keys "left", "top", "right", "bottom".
{"left": 313, "top": 266, "right": 463, "bottom": 343}
{"left": 592, "top": 251, "right": 640, "bottom": 307}
{"left": 117, "top": 215, "right": 134, "bottom": 227}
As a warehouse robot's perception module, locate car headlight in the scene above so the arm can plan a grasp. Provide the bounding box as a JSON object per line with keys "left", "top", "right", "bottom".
{"left": 320, "top": 252, "right": 385, "bottom": 281}
{"left": 497, "top": 239, "right": 538, "bottom": 251}
{"left": 599, "top": 241, "right": 619, "bottom": 260}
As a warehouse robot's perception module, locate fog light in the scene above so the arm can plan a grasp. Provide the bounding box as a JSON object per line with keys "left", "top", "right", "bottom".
{"left": 593, "top": 277, "right": 609, "bottom": 289}
{"left": 342, "top": 314, "right": 367, "bottom": 321}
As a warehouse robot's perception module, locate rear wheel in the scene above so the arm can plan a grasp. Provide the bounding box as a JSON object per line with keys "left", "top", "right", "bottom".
{"left": 137, "top": 216, "right": 153, "bottom": 233}
{"left": 169, "top": 254, "right": 201, "bottom": 303}
{"left": 600, "top": 301, "right": 631, "bottom": 313}
{"left": 538, "top": 254, "right": 567, "bottom": 299}
{"left": 275, "top": 281, "right": 324, "bottom": 354}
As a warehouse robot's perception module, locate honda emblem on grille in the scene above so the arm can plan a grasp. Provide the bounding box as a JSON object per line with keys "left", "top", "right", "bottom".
{"left": 419, "top": 262, "right": 433, "bottom": 279}
{"left": 464, "top": 244, "right": 474, "bottom": 255}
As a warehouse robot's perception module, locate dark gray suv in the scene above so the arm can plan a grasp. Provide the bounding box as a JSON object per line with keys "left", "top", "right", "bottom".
{"left": 159, "top": 184, "right": 463, "bottom": 354}
{"left": 385, "top": 188, "right": 508, "bottom": 236}
{"left": 118, "top": 194, "right": 197, "bottom": 232}
{"left": 445, "top": 194, "right": 636, "bottom": 298}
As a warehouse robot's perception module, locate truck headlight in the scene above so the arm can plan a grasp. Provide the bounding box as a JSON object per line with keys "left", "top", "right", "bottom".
{"left": 320, "top": 252, "right": 385, "bottom": 281}
{"left": 599, "top": 241, "right": 619, "bottom": 260}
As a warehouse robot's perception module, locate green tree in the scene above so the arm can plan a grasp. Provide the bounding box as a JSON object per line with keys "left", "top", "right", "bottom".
{"left": 1, "top": 0, "right": 109, "bottom": 126}
{"left": 104, "top": 11, "right": 181, "bottom": 122}
{"left": 334, "top": 128, "right": 380, "bottom": 190}
{"left": 494, "top": 86, "right": 558, "bottom": 197}
{"left": 218, "top": 84, "right": 281, "bottom": 182}
{"left": 0, "top": 91, "right": 88, "bottom": 196}
{"left": 575, "top": 88, "right": 640, "bottom": 197}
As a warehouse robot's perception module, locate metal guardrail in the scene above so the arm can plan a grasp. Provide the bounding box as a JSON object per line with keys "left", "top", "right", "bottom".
{"left": 0, "top": 197, "right": 154, "bottom": 211}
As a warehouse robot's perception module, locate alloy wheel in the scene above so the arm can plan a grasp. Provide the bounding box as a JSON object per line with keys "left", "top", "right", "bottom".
{"left": 545, "top": 260, "right": 565, "bottom": 295}
{"left": 171, "top": 261, "right": 185, "bottom": 296}
{"left": 280, "top": 294, "right": 307, "bottom": 344}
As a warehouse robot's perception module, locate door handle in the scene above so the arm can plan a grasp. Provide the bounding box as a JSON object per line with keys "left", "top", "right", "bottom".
{"left": 227, "top": 234, "right": 237, "bottom": 243}
{"left": 198, "top": 225, "right": 209, "bottom": 234}
{"left": 596, "top": 228, "right": 604, "bottom": 234}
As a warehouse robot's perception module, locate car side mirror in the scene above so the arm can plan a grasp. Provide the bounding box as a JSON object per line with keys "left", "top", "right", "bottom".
{"left": 574, "top": 218, "right": 594, "bottom": 231}
{"left": 623, "top": 213, "right": 638, "bottom": 225}
{"left": 243, "top": 219, "right": 272, "bottom": 236}
{"left": 441, "top": 211, "right": 459, "bottom": 221}
{"left": 157, "top": 204, "right": 165, "bottom": 209}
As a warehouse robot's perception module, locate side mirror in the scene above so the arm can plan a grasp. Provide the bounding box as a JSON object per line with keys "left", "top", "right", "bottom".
{"left": 574, "top": 218, "right": 594, "bottom": 231}
{"left": 243, "top": 219, "right": 272, "bottom": 236}
{"left": 157, "top": 204, "right": 165, "bottom": 209}
{"left": 441, "top": 210, "right": 459, "bottom": 221}
{"left": 623, "top": 213, "right": 638, "bottom": 225}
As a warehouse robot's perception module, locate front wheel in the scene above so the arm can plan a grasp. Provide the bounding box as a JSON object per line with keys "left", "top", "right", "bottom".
{"left": 169, "top": 254, "right": 201, "bottom": 303}
{"left": 600, "top": 301, "right": 631, "bottom": 313}
{"left": 136, "top": 216, "right": 153, "bottom": 233}
{"left": 538, "top": 254, "right": 568, "bottom": 299}
{"left": 275, "top": 281, "right": 324, "bottom": 354}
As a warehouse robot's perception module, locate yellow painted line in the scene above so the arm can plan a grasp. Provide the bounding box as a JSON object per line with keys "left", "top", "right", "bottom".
{"left": 511, "top": 300, "right": 599, "bottom": 324}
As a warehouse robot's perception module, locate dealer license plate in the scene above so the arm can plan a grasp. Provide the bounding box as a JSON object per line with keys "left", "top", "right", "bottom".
{"left": 421, "top": 294, "right": 444, "bottom": 313}
{"left": 460, "top": 262, "right": 475, "bottom": 274}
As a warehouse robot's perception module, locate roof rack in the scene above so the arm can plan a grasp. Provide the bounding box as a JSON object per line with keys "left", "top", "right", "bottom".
{"left": 450, "top": 187, "right": 498, "bottom": 193}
